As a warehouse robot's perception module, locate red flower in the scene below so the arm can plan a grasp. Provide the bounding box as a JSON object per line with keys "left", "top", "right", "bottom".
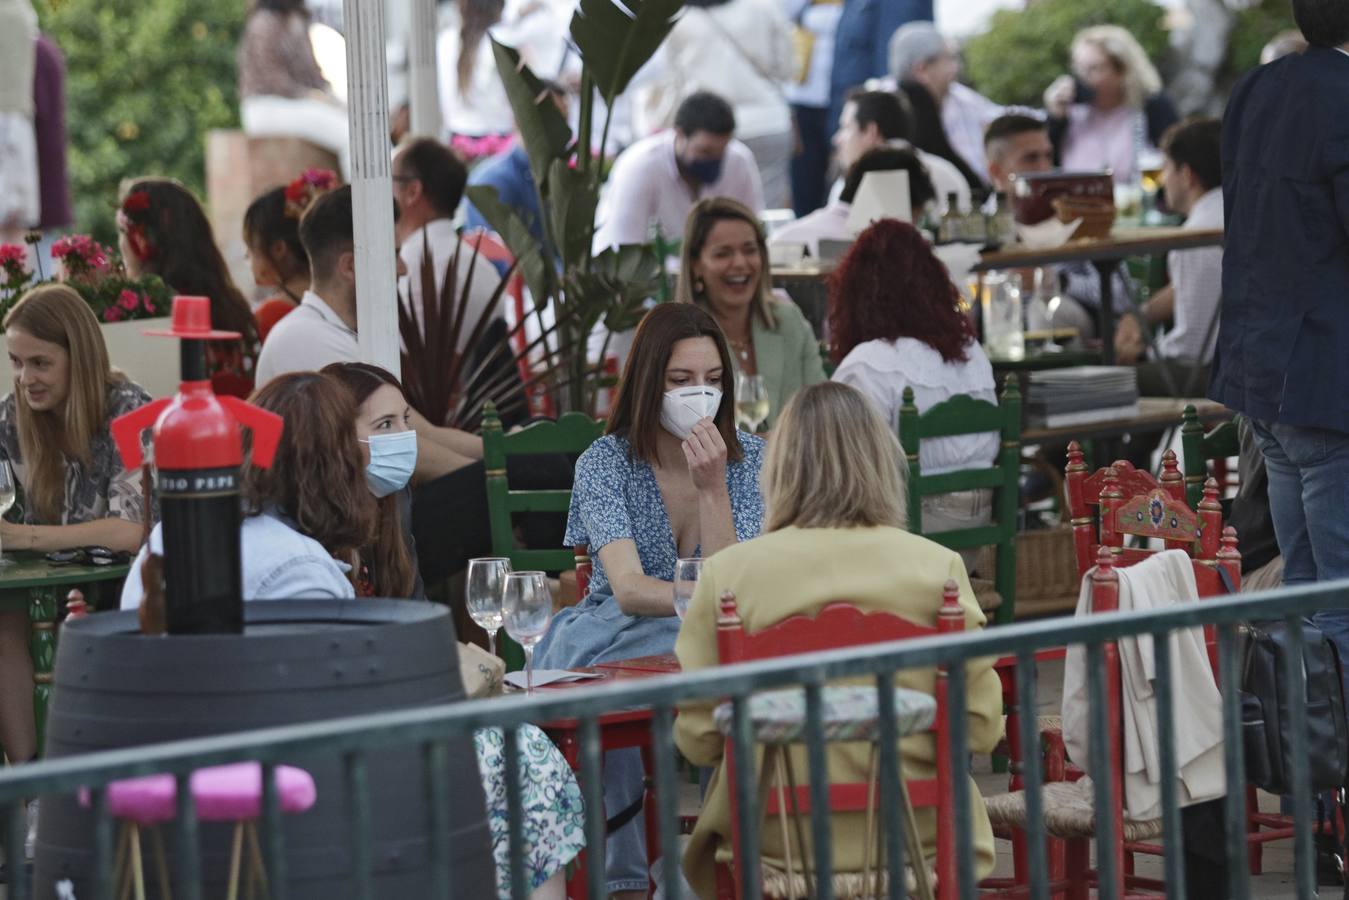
{"left": 122, "top": 192, "right": 151, "bottom": 214}
{"left": 118, "top": 289, "right": 140, "bottom": 311}
{"left": 103, "top": 306, "right": 124, "bottom": 323}
{"left": 142, "top": 294, "right": 156, "bottom": 314}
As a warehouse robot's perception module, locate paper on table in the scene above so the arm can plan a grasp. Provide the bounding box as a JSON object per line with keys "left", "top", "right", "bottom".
{"left": 504, "top": 669, "right": 608, "bottom": 689}
{"left": 1016, "top": 217, "right": 1082, "bottom": 249}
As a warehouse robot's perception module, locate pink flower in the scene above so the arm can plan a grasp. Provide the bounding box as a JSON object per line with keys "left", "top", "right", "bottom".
{"left": 102, "top": 306, "right": 124, "bottom": 323}
{"left": 142, "top": 294, "right": 156, "bottom": 314}
{"left": 118, "top": 289, "right": 140, "bottom": 311}
{"left": 0, "top": 244, "right": 26, "bottom": 267}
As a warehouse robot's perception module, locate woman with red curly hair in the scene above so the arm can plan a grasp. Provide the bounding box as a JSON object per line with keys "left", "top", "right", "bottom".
{"left": 829, "top": 219, "right": 997, "bottom": 557}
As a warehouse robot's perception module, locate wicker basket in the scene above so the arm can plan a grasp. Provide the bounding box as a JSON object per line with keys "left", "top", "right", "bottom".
{"left": 1053, "top": 196, "right": 1115, "bottom": 240}
{"left": 1014, "top": 526, "right": 1081, "bottom": 618}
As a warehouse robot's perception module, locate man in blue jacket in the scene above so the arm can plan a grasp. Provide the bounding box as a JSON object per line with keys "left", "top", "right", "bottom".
{"left": 1210, "top": 0, "right": 1349, "bottom": 674}
{"left": 827, "top": 0, "right": 932, "bottom": 136}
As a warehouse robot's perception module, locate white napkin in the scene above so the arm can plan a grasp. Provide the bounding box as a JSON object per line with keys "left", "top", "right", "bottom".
{"left": 1015, "top": 217, "right": 1083, "bottom": 249}
{"left": 504, "top": 669, "right": 607, "bottom": 689}
{"left": 932, "top": 242, "right": 984, "bottom": 288}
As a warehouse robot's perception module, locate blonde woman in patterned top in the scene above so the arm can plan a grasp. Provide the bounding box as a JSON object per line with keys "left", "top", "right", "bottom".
{"left": 0, "top": 284, "right": 151, "bottom": 763}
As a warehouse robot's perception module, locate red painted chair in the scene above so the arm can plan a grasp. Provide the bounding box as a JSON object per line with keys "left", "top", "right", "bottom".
{"left": 711, "top": 584, "right": 966, "bottom": 899}
{"left": 985, "top": 548, "right": 1167, "bottom": 899}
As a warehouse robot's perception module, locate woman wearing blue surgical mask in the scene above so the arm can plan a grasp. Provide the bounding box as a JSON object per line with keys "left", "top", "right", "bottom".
{"left": 534, "top": 303, "right": 765, "bottom": 900}
{"left": 677, "top": 197, "right": 826, "bottom": 430}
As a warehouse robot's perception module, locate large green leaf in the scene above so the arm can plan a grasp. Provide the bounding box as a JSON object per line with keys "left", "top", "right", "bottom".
{"left": 464, "top": 184, "right": 553, "bottom": 310}
{"left": 489, "top": 39, "right": 572, "bottom": 190}
{"left": 547, "top": 160, "right": 600, "bottom": 273}
{"left": 569, "top": 0, "right": 686, "bottom": 105}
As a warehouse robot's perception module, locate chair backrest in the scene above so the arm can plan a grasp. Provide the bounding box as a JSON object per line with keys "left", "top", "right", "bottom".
{"left": 715, "top": 586, "right": 966, "bottom": 895}
{"left": 1180, "top": 404, "right": 1239, "bottom": 510}
{"left": 481, "top": 401, "right": 605, "bottom": 582}
{"left": 899, "top": 374, "right": 1021, "bottom": 625}
{"left": 1064, "top": 443, "right": 1241, "bottom": 596}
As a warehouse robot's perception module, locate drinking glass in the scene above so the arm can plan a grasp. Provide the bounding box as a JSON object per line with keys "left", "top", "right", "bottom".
{"left": 673, "top": 557, "right": 703, "bottom": 621}
{"left": 980, "top": 273, "right": 1025, "bottom": 361}
{"left": 1031, "top": 267, "right": 1064, "bottom": 353}
{"left": 466, "top": 557, "right": 511, "bottom": 656}
{"left": 503, "top": 571, "right": 553, "bottom": 694}
{"left": 0, "top": 461, "right": 15, "bottom": 567}
{"left": 735, "top": 373, "right": 770, "bottom": 433}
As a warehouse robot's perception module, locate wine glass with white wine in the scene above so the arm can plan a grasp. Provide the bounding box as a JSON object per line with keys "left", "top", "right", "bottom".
{"left": 0, "top": 461, "right": 15, "bottom": 566}
{"left": 735, "top": 372, "right": 769, "bottom": 433}
{"left": 466, "top": 557, "right": 511, "bottom": 655}
{"left": 503, "top": 571, "right": 553, "bottom": 695}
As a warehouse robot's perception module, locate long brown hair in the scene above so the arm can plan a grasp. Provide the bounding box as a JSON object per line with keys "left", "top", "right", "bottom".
{"left": 607, "top": 304, "right": 742, "bottom": 465}
{"left": 676, "top": 197, "right": 776, "bottom": 329}
{"left": 322, "top": 362, "right": 417, "bottom": 598}
{"left": 457, "top": 0, "right": 505, "bottom": 98}
{"left": 3, "top": 285, "right": 125, "bottom": 523}
{"left": 243, "top": 373, "right": 376, "bottom": 563}
{"left": 120, "top": 177, "right": 258, "bottom": 346}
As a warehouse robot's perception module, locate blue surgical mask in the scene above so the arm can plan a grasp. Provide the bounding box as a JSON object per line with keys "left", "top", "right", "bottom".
{"left": 360, "top": 430, "right": 418, "bottom": 498}
{"left": 683, "top": 156, "right": 724, "bottom": 185}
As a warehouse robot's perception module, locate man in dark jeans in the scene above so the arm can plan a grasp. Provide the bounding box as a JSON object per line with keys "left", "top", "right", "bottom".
{"left": 1210, "top": 0, "right": 1349, "bottom": 705}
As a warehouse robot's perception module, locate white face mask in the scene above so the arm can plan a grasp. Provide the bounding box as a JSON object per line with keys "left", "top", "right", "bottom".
{"left": 659, "top": 386, "right": 722, "bottom": 440}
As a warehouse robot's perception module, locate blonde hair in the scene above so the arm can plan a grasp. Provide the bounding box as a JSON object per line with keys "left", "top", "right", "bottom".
{"left": 3, "top": 284, "right": 124, "bottom": 523}
{"left": 1073, "top": 25, "right": 1162, "bottom": 110}
{"left": 676, "top": 197, "right": 777, "bottom": 330}
{"left": 762, "top": 382, "right": 907, "bottom": 532}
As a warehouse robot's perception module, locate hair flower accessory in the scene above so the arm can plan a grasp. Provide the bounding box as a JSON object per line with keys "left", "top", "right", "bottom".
{"left": 284, "top": 168, "right": 341, "bottom": 219}
{"left": 116, "top": 191, "right": 157, "bottom": 262}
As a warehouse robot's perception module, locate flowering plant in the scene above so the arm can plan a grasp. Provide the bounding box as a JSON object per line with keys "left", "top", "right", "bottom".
{"left": 283, "top": 168, "right": 341, "bottom": 219}
{"left": 0, "top": 234, "right": 172, "bottom": 324}
{"left": 51, "top": 234, "right": 112, "bottom": 282}
{"left": 0, "top": 244, "right": 32, "bottom": 296}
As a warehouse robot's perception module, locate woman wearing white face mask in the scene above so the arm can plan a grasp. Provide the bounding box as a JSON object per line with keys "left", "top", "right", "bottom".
{"left": 534, "top": 303, "right": 766, "bottom": 899}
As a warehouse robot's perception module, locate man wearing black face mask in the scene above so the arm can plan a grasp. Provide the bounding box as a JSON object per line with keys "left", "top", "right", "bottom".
{"left": 594, "top": 91, "right": 764, "bottom": 250}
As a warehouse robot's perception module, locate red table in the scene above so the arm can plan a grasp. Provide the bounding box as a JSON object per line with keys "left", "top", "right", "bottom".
{"left": 533, "top": 658, "right": 682, "bottom": 899}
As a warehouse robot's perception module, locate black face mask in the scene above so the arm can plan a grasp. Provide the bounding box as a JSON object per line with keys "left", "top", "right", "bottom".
{"left": 679, "top": 155, "right": 725, "bottom": 186}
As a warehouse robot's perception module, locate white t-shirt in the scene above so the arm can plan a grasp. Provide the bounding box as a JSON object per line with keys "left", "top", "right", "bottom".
{"left": 398, "top": 219, "right": 505, "bottom": 354}
{"left": 593, "top": 130, "right": 764, "bottom": 251}
{"left": 255, "top": 290, "right": 358, "bottom": 387}
{"left": 120, "top": 513, "right": 354, "bottom": 610}
{"left": 832, "top": 336, "right": 999, "bottom": 475}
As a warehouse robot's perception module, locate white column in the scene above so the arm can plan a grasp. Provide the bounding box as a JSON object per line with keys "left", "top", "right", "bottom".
{"left": 344, "top": 0, "right": 401, "bottom": 374}
{"left": 407, "top": 0, "right": 443, "bottom": 139}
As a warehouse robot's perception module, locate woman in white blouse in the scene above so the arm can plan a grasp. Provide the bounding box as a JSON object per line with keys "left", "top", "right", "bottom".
{"left": 828, "top": 219, "right": 997, "bottom": 560}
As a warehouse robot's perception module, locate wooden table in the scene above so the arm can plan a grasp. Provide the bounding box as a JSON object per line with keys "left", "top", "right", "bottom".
{"left": 1021, "top": 397, "right": 1230, "bottom": 446}
{"left": 534, "top": 658, "right": 679, "bottom": 899}
{"left": 0, "top": 553, "right": 130, "bottom": 753}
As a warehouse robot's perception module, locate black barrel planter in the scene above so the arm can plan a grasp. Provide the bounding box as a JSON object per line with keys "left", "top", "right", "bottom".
{"left": 35, "top": 599, "right": 496, "bottom": 899}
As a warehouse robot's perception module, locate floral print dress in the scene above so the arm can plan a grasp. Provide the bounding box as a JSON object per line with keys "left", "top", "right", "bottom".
{"left": 474, "top": 725, "right": 586, "bottom": 897}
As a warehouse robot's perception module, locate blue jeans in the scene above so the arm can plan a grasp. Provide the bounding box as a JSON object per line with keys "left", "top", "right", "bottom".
{"left": 1249, "top": 419, "right": 1349, "bottom": 703}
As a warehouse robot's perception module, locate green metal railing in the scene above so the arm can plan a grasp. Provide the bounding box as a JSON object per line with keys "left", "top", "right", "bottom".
{"left": 4, "top": 581, "right": 1348, "bottom": 900}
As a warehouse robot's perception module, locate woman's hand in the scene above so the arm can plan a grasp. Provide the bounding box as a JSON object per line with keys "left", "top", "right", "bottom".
{"left": 682, "top": 418, "right": 728, "bottom": 495}
{"left": 1044, "top": 74, "right": 1076, "bottom": 119}
{"left": 0, "top": 520, "right": 27, "bottom": 551}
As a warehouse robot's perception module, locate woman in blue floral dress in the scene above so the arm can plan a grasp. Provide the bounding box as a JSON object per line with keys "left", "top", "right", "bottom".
{"left": 535, "top": 303, "right": 766, "bottom": 897}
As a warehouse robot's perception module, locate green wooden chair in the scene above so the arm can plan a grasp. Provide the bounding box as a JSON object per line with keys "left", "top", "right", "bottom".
{"left": 481, "top": 402, "right": 606, "bottom": 668}
{"left": 899, "top": 375, "right": 1022, "bottom": 625}
{"left": 1180, "top": 403, "right": 1240, "bottom": 511}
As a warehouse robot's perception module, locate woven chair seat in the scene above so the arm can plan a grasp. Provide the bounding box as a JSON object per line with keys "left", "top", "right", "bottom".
{"left": 759, "top": 860, "right": 937, "bottom": 897}
{"left": 713, "top": 686, "right": 936, "bottom": 745}
{"left": 968, "top": 577, "right": 1003, "bottom": 612}
{"left": 983, "top": 777, "right": 1163, "bottom": 842}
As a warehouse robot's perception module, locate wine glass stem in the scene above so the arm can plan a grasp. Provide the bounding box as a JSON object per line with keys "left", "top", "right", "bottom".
{"left": 524, "top": 646, "right": 535, "bottom": 695}
{"left": 487, "top": 629, "right": 497, "bottom": 657}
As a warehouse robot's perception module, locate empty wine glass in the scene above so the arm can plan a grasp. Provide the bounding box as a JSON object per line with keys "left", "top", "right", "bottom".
{"left": 466, "top": 557, "right": 511, "bottom": 655}
{"left": 1032, "top": 268, "right": 1065, "bottom": 354}
{"left": 503, "top": 571, "right": 553, "bottom": 694}
{"left": 673, "top": 557, "right": 703, "bottom": 621}
{"left": 735, "top": 372, "right": 769, "bottom": 432}
{"left": 0, "top": 461, "right": 15, "bottom": 567}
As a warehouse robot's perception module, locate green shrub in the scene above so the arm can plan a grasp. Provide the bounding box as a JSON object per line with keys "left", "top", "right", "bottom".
{"left": 1226, "top": 0, "right": 1299, "bottom": 80}
{"left": 36, "top": 0, "right": 244, "bottom": 244}
{"left": 963, "top": 0, "right": 1169, "bottom": 108}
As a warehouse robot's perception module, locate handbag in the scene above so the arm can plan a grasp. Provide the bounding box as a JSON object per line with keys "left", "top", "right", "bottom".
{"left": 790, "top": 24, "right": 814, "bottom": 85}
{"left": 459, "top": 641, "right": 505, "bottom": 699}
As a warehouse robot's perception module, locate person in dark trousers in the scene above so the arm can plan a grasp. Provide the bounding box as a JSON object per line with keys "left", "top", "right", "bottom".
{"left": 826, "top": 0, "right": 931, "bottom": 143}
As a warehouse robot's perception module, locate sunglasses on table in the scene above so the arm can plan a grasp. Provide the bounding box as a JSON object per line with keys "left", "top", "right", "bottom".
{"left": 46, "top": 547, "right": 133, "bottom": 567}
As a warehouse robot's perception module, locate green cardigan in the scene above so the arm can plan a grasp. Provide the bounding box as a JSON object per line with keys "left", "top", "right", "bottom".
{"left": 743, "top": 299, "right": 827, "bottom": 429}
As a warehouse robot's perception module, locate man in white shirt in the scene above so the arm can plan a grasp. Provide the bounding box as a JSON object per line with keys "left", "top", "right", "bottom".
{"left": 771, "top": 145, "right": 935, "bottom": 258}
{"left": 1114, "top": 117, "right": 1224, "bottom": 397}
{"left": 393, "top": 137, "right": 504, "bottom": 353}
{"left": 826, "top": 90, "right": 970, "bottom": 213}
{"left": 255, "top": 185, "right": 483, "bottom": 479}
{"left": 593, "top": 91, "right": 763, "bottom": 250}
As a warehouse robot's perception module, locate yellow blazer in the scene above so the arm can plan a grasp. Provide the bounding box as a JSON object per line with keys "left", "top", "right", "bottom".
{"left": 673, "top": 525, "right": 1003, "bottom": 899}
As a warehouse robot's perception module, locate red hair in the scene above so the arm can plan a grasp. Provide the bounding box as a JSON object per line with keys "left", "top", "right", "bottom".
{"left": 827, "top": 219, "right": 976, "bottom": 365}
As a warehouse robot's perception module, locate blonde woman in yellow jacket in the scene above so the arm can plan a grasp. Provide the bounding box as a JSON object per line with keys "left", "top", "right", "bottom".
{"left": 674, "top": 381, "right": 1003, "bottom": 898}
